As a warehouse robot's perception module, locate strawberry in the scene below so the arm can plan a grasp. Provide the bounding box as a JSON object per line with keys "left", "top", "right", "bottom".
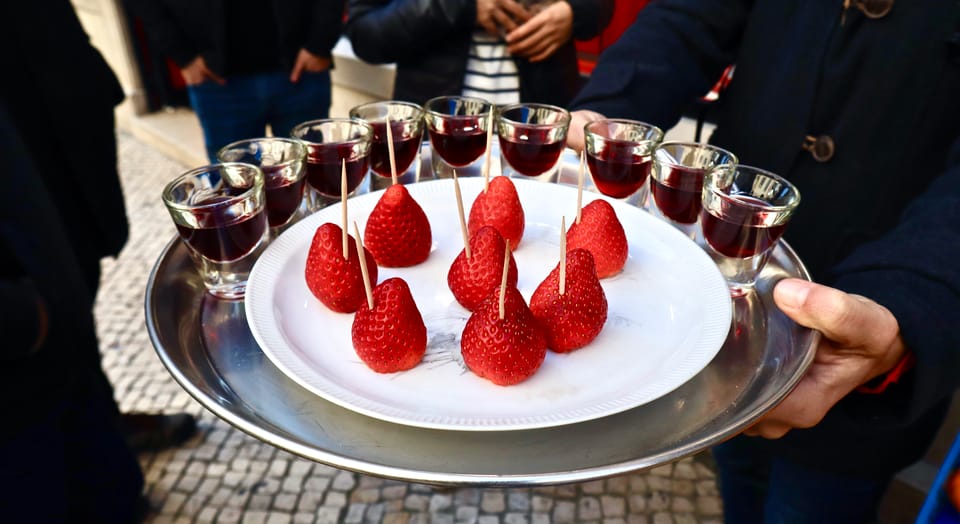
{"left": 566, "top": 199, "right": 628, "bottom": 278}
{"left": 460, "top": 286, "right": 547, "bottom": 386}
{"left": 468, "top": 176, "right": 525, "bottom": 249}
{"left": 351, "top": 277, "right": 427, "bottom": 373}
{"left": 447, "top": 226, "right": 519, "bottom": 311}
{"left": 364, "top": 184, "right": 432, "bottom": 267}
{"left": 304, "top": 222, "right": 378, "bottom": 313}
{"left": 530, "top": 248, "right": 608, "bottom": 353}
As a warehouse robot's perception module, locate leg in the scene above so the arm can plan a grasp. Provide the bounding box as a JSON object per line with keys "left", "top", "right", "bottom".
{"left": 265, "top": 70, "right": 332, "bottom": 139}
{"left": 188, "top": 77, "right": 269, "bottom": 162}
{"left": 764, "top": 455, "right": 889, "bottom": 524}
{"left": 713, "top": 435, "right": 771, "bottom": 524}
{"left": 65, "top": 387, "right": 146, "bottom": 523}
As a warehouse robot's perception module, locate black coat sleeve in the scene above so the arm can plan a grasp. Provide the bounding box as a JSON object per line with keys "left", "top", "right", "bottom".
{"left": 345, "top": 0, "right": 477, "bottom": 64}
{"left": 569, "top": 0, "right": 749, "bottom": 130}
{"left": 567, "top": 0, "right": 614, "bottom": 42}
{"left": 825, "top": 134, "right": 960, "bottom": 427}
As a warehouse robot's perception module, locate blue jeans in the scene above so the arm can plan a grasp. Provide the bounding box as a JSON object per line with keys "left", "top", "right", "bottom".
{"left": 188, "top": 69, "right": 332, "bottom": 161}
{"left": 713, "top": 436, "right": 891, "bottom": 523}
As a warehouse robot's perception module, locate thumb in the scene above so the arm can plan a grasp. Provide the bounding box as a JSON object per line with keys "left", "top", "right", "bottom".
{"left": 290, "top": 61, "right": 304, "bottom": 83}
{"left": 773, "top": 278, "right": 886, "bottom": 347}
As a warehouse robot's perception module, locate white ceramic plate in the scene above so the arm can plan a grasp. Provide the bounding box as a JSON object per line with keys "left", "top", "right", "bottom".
{"left": 245, "top": 177, "right": 732, "bottom": 431}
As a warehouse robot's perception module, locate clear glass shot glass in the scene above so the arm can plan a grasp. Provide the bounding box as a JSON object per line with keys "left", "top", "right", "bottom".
{"left": 423, "top": 95, "right": 494, "bottom": 178}
{"left": 349, "top": 100, "right": 425, "bottom": 189}
{"left": 583, "top": 119, "right": 664, "bottom": 206}
{"left": 216, "top": 137, "right": 307, "bottom": 236}
{"left": 700, "top": 164, "right": 801, "bottom": 297}
{"left": 497, "top": 103, "right": 571, "bottom": 182}
{"left": 162, "top": 163, "right": 268, "bottom": 299}
{"left": 290, "top": 118, "right": 372, "bottom": 211}
{"left": 649, "top": 141, "right": 737, "bottom": 241}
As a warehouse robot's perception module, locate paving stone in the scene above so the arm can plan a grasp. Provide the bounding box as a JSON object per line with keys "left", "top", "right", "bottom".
{"left": 671, "top": 479, "right": 695, "bottom": 497}
{"left": 555, "top": 484, "right": 578, "bottom": 498}
{"left": 429, "top": 493, "right": 453, "bottom": 512}
{"left": 270, "top": 459, "right": 290, "bottom": 477}
{"left": 265, "top": 515, "right": 293, "bottom": 524}
{"left": 383, "top": 485, "right": 408, "bottom": 500}
{"left": 652, "top": 513, "right": 674, "bottom": 524}
{"left": 601, "top": 495, "right": 626, "bottom": 517}
{"left": 405, "top": 494, "right": 430, "bottom": 512}
{"left": 582, "top": 480, "right": 605, "bottom": 495}
{"left": 316, "top": 506, "right": 343, "bottom": 524}
{"left": 177, "top": 475, "right": 202, "bottom": 493}
{"left": 531, "top": 514, "right": 551, "bottom": 524}
{"left": 455, "top": 488, "right": 482, "bottom": 506}
{"left": 629, "top": 476, "right": 648, "bottom": 494}
{"left": 455, "top": 505, "right": 479, "bottom": 523}
{"left": 672, "top": 462, "right": 697, "bottom": 480}
{"left": 304, "top": 477, "right": 331, "bottom": 493}
{"left": 282, "top": 477, "right": 305, "bottom": 493}
{"left": 344, "top": 503, "right": 367, "bottom": 524}
{"left": 606, "top": 476, "right": 629, "bottom": 494}
{"left": 697, "top": 496, "right": 723, "bottom": 516}
{"left": 292, "top": 512, "right": 315, "bottom": 524}
{"left": 673, "top": 514, "right": 697, "bottom": 524}
{"left": 197, "top": 507, "right": 219, "bottom": 522}
{"left": 477, "top": 516, "right": 500, "bottom": 524}
{"left": 504, "top": 513, "right": 528, "bottom": 524}
{"left": 648, "top": 491, "right": 670, "bottom": 512}
{"left": 273, "top": 494, "right": 299, "bottom": 512}
{"left": 324, "top": 491, "right": 347, "bottom": 508}
{"left": 628, "top": 495, "right": 647, "bottom": 513}
{"left": 650, "top": 465, "right": 673, "bottom": 477}
{"left": 333, "top": 471, "right": 357, "bottom": 491}
{"left": 241, "top": 510, "right": 268, "bottom": 524}
{"left": 626, "top": 515, "right": 649, "bottom": 524}
{"left": 249, "top": 494, "right": 272, "bottom": 511}
{"left": 217, "top": 507, "right": 243, "bottom": 524}
{"left": 480, "top": 491, "right": 506, "bottom": 513}
{"left": 161, "top": 492, "right": 187, "bottom": 515}
{"left": 366, "top": 503, "right": 386, "bottom": 524}
{"left": 352, "top": 488, "right": 382, "bottom": 504}
{"left": 383, "top": 512, "right": 412, "bottom": 524}
{"left": 553, "top": 500, "right": 577, "bottom": 523}
{"left": 578, "top": 496, "right": 602, "bottom": 520}
{"left": 289, "top": 461, "right": 314, "bottom": 477}
{"left": 507, "top": 491, "right": 530, "bottom": 512}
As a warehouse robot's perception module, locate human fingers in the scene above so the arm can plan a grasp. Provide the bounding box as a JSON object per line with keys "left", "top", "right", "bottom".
{"left": 566, "top": 110, "right": 606, "bottom": 152}
{"left": 200, "top": 62, "right": 226, "bottom": 85}
{"left": 774, "top": 278, "right": 901, "bottom": 361}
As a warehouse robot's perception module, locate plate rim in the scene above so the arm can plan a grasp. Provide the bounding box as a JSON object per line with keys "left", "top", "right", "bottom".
{"left": 245, "top": 177, "right": 732, "bottom": 431}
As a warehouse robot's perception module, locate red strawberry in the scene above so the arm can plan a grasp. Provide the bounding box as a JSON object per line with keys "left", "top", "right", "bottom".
{"left": 351, "top": 277, "right": 427, "bottom": 373}
{"left": 304, "top": 222, "right": 378, "bottom": 313}
{"left": 460, "top": 286, "right": 547, "bottom": 386}
{"left": 530, "top": 248, "right": 608, "bottom": 353}
{"left": 566, "top": 199, "right": 628, "bottom": 278}
{"left": 364, "top": 184, "right": 432, "bottom": 267}
{"left": 468, "top": 176, "right": 525, "bottom": 249}
{"left": 447, "top": 226, "right": 519, "bottom": 311}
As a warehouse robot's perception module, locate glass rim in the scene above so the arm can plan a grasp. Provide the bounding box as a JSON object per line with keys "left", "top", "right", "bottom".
{"left": 422, "top": 95, "right": 494, "bottom": 117}
{"left": 349, "top": 100, "right": 425, "bottom": 119}
{"left": 654, "top": 140, "right": 738, "bottom": 165}
{"left": 162, "top": 162, "right": 264, "bottom": 211}
{"left": 497, "top": 102, "right": 571, "bottom": 127}
{"left": 215, "top": 137, "right": 307, "bottom": 166}
{"left": 584, "top": 118, "right": 664, "bottom": 145}
{"left": 289, "top": 118, "right": 374, "bottom": 144}
{"left": 705, "top": 164, "right": 801, "bottom": 212}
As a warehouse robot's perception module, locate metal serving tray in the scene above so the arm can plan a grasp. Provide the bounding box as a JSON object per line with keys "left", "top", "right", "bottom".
{"left": 145, "top": 146, "right": 818, "bottom": 486}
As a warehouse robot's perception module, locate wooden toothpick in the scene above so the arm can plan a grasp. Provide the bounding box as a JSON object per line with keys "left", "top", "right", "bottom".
{"left": 499, "top": 241, "right": 511, "bottom": 320}
{"left": 353, "top": 221, "right": 374, "bottom": 310}
{"left": 576, "top": 149, "right": 585, "bottom": 224}
{"left": 341, "top": 158, "right": 349, "bottom": 259}
{"left": 453, "top": 170, "right": 471, "bottom": 259}
{"left": 482, "top": 106, "right": 495, "bottom": 191}
{"left": 386, "top": 114, "right": 398, "bottom": 185}
{"left": 559, "top": 216, "right": 567, "bottom": 296}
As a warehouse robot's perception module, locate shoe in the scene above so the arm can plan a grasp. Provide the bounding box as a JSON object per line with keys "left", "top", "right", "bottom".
{"left": 120, "top": 413, "right": 198, "bottom": 453}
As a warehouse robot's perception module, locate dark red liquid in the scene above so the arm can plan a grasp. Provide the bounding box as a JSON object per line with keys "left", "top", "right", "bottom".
{"left": 428, "top": 116, "right": 486, "bottom": 166}
{"left": 369, "top": 121, "right": 421, "bottom": 177}
{"left": 650, "top": 166, "right": 708, "bottom": 224}
{"left": 176, "top": 197, "right": 267, "bottom": 262}
{"left": 499, "top": 134, "right": 565, "bottom": 177}
{"left": 262, "top": 168, "right": 305, "bottom": 227}
{"left": 304, "top": 144, "right": 369, "bottom": 197}
{"left": 586, "top": 147, "right": 652, "bottom": 198}
{"left": 701, "top": 195, "right": 787, "bottom": 258}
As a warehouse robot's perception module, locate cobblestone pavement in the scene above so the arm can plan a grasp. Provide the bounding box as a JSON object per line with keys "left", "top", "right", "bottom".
{"left": 99, "top": 130, "right": 725, "bottom": 524}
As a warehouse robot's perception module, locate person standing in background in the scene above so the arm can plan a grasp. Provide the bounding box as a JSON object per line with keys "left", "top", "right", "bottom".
{"left": 565, "top": 1, "right": 960, "bottom": 521}
{"left": 345, "top": 0, "right": 613, "bottom": 107}
{"left": 0, "top": 0, "right": 174, "bottom": 520}
{"left": 132, "top": 0, "right": 346, "bottom": 161}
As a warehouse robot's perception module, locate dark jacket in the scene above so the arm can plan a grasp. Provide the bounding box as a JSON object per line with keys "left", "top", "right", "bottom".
{"left": 131, "top": 0, "right": 345, "bottom": 76}
{"left": 572, "top": 0, "right": 960, "bottom": 477}
{"left": 345, "top": 0, "right": 613, "bottom": 106}
{"left": 0, "top": 0, "right": 127, "bottom": 436}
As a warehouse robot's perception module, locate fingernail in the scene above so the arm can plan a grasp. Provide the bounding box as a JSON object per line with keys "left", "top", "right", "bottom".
{"left": 774, "top": 278, "right": 809, "bottom": 310}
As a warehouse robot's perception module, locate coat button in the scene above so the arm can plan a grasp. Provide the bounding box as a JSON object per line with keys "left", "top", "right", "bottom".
{"left": 802, "top": 135, "right": 835, "bottom": 162}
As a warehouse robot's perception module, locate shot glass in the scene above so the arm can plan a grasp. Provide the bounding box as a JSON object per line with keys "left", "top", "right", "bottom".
{"left": 649, "top": 141, "right": 737, "bottom": 240}
{"left": 349, "top": 101, "right": 424, "bottom": 189}
{"left": 424, "top": 95, "right": 493, "bottom": 178}
{"left": 290, "top": 118, "right": 372, "bottom": 211}
{"left": 700, "top": 164, "right": 801, "bottom": 297}
{"left": 497, "top": 103, "right": 570, "bottom": 182}
{"left": 216, "top": 137, "right": 307, "bottom": 236}
{"left": 583, "top": 119, "right": 664, "bottom": 206}
{"left": 162, "top": 163, "right": 268, "bottom": 299}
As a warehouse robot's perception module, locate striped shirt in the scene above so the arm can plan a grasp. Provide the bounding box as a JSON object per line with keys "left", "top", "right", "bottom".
{"left": 462, "top": 31, "right": 520, "bottom": 105}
